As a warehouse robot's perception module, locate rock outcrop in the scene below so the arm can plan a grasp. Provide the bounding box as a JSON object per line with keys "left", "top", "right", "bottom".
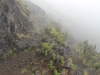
{"left": 0, "top": 0, "right": 34, "bottom": 55}
{"left": 0, "top": 0, "right": 52, "bottom": 56}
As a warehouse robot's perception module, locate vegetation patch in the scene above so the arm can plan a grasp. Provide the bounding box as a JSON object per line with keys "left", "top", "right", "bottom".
{"left": 60, "top": 55, "right": 65, "bottom": 66}
{"left": 16, "top": 33, "right": 31, "bottom": 39}
{"left": 3, "top": 48, "right": 17, "bottom": 58}
{"left": 16, "top": 0, "right": 31, "bottom": 16}
{"left": 42, "top": 42, "right": 54, "bottom": 56}
{"left": 54, "top": 69, "right": 60, "bottom": 75}
{"left": 84, "top": 70, "right": 88, "bottom": 75}
{"left": 74, "top": 40, "right": 100, "bottom": 70}
{"left": 20, "top": 68, "right": 29, "bottom": 74}
{"left": 69, "top": 58, "right": 77, "bottom": 70}
{"left": 44, "top": 24, "right": 68, "bottom": 46}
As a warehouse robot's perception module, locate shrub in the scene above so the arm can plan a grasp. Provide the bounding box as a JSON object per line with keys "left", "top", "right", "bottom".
{"left": 44, "top": 25, "right": 67, "bottom": 46}
{"left": 3, "top": 48, "right": 18, "bottom": 58}
{"left": 48, "top": 60, "right": 56, "bottom": 70}
{"left": 16, "top": 33, "right": 31, "bottom": 39}
{"left": 20, "top": 68, "right": 28, "bottom": 74}
{"left": 60, "top": 56, "right": 65, "bottom": 66}
{"left": 74, "top": 40, "right": 99, "bottom": 69}
{"left": 54, "top": 69, "right": 60, "bottom": 75}
{"left": 84, "top": 71, "right": 88, "bottom": 75}
{"left": 42, "top": 42, "right": 54, "bottom": 56}
{"left": 69, "top": 58, "right": 77, "bottom": 70}
{"left": 52, "top": 53, "right": 56, "bottom": 60}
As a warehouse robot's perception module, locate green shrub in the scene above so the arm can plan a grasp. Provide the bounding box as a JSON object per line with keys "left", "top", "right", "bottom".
{"left": 48, "top": 60, "right": 56, "bottom": 70}
{"left": 42, "top": 42, "right": 54, "bottom": 56}
{"left": 74, "top": 40, "right": 99, "bottom": 69}
{"left": 60, "top": 56, "right": 65, "bottom": 66}
{"left": 16, "top": 33, "right": 31, "bottom": 39}
{"left": 69, "top": 58, "right": 77, "bottom": 70}
{"left": 54, "top": 69, "right": 60, "bottom": 75}
{"left": 3, "top": 48, "right": 18, "bottom": 58}
{"left": 42, "top": 43, "right": 54, "bottom": 50}
{"left": 44, "top": 25, "right": 67, "bottom": 46}
{"left": 13, "top": 48, "right": 17, "bottom": 51}
{"left": 20, "top": 68, "right": 28, "bottom": 74}
{"left": 28, "top": 47, "right": 32, "bottom": 51}
{"left": 84, "top": 71, "right": 88, "bottom": 75}
{"left": 52, "top": 53, "right": 56, "bottom": 60}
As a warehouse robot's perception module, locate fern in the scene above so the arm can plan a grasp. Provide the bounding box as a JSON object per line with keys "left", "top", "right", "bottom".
{"left": 42, "top": 43, "right": 54, "bottom": 56}
{"left": 54, "top": 69, "right": 60, "bottom": 75}
{"left": 60, "top": 56, "right": 65, "bottom": 66}
{"left": 48, "top": 60, "right": 56, "bottom": 70}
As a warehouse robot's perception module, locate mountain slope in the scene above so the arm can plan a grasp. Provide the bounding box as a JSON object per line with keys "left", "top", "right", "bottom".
{"left": 0, "top": 0, "right": 33, "bottom": 56}
{"left": 0, "top": 0, "right": 52, "bottom": 56}
{"left": 0, "top": 1, "right": 74, "bottom": 75}
{"left": 0, "top": 0, "right": 99, "bottom": 75}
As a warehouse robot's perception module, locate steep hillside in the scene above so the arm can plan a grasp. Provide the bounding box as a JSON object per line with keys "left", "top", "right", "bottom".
{"left": 16, "top": 0, "right": 52, "bottom": 30}
{"left": 0, "top": 0, "right": 52, "bottom": 57}
{"left": 0, "top": 0, "right": 33, "bottom": 56}
{"left": 0, "top": 0, "right": 72, "bottom": 75}
{"left": 0, "top": 0, "right": 100, "bottom": 75}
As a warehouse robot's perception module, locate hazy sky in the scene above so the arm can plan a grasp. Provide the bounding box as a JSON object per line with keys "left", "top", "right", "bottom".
{"left": 28, "top": 0, "right": 100, "bottom": 52}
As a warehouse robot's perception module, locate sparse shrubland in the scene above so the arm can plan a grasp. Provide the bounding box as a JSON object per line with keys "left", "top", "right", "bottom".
{"left": 1, "top": 0, "right": 100, "bottom": 74}
{"left": 16, "top": 0, "right": 31, "bottom": 16}
{"left": 3, "top": 48, "right": 17, "bottom": 58}
{"left": 69, "top": 58, "right": 77, "bottom": 70}
{"left": 44, "top": 23, "right": 68, "bottom": 46}
{"left": 42, "top": 42, "right": 54, "bottom": 56}
{"left": 74, "top": 40, "right": 100, "bottom": 71}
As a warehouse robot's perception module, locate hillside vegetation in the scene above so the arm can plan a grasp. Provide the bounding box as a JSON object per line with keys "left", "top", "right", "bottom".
{"left": 0, "top": 0, "right": 100, "bottom": 75}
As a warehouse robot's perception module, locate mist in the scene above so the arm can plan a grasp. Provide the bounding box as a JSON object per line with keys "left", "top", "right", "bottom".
{"left": 28, "top": 0, "right": 100, "bottom": 52}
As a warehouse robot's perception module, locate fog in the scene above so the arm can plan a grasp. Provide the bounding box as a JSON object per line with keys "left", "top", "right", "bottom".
{"left": 28, "top": 0, "right": 100, "bottom": 52}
